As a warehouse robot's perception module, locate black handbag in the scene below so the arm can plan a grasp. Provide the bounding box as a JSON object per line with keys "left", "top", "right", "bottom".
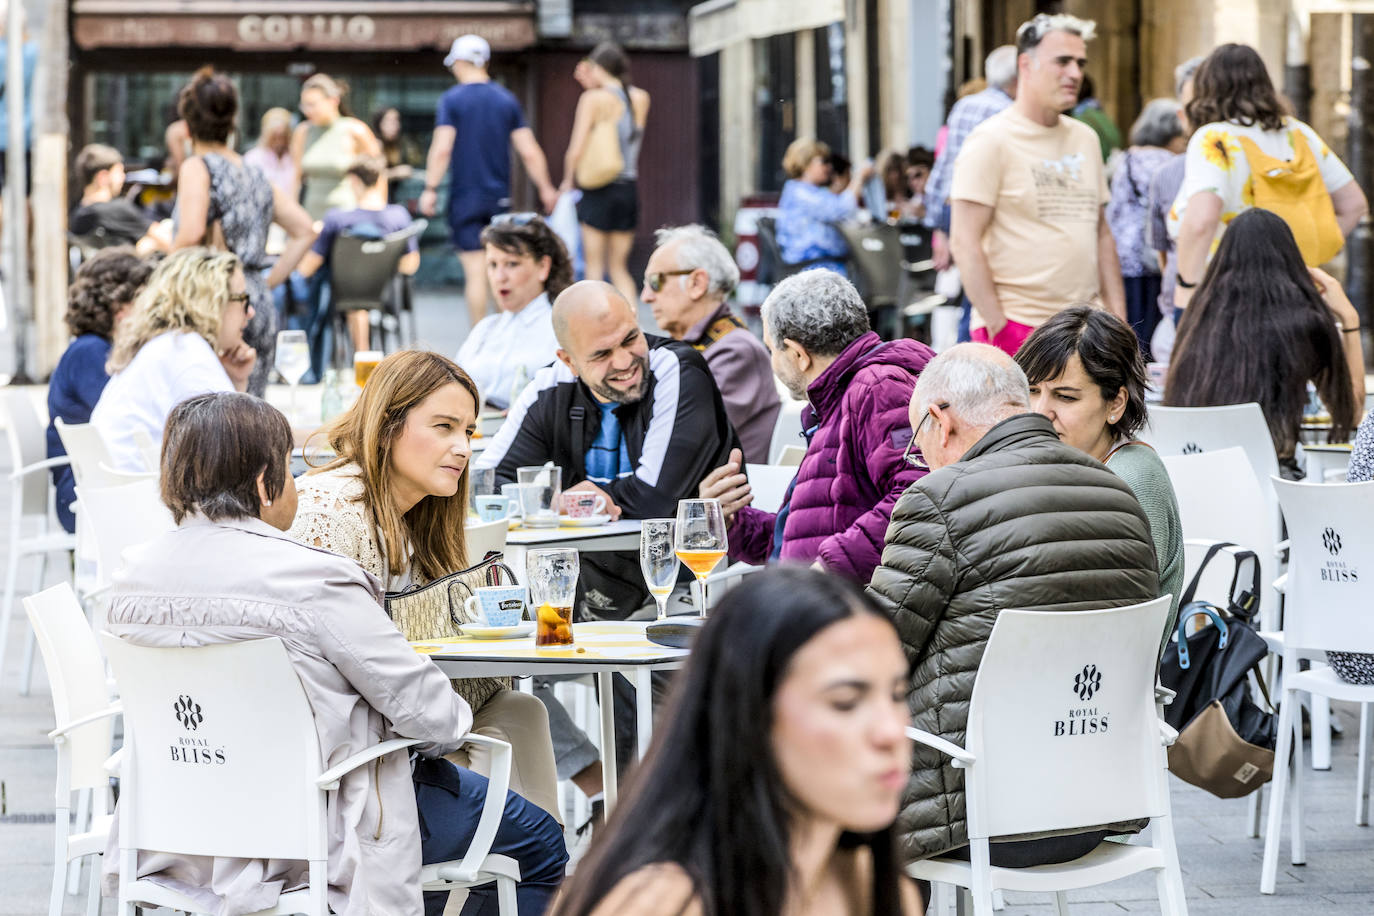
{"left": 1159, "top": 542, "right": 1277, "bottom": 798}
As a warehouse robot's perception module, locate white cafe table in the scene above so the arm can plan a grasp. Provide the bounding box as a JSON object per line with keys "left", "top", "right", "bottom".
{"left": 502, "top": 518, "right": 642, "bottom": 579}
{"left": 1300, "top": 442, "right": 1352, "bottom": 483}
{"left": 414, "top": 620, "right": 688, "bottom": 811}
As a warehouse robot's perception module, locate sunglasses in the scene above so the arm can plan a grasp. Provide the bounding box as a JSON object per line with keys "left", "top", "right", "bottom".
{"left": 644, "top": 269, "right": 696, "bottom": 293}
{"left": 227, "top": 292, "right": 251, "bottom": 309}
{"left": 489, "top": 212, "right": 541, "bottom": 228}
{"left": 902, "top": 402, "right": 948, "bottom": 471}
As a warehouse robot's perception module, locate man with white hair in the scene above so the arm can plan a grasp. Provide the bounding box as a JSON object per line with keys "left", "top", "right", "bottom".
{"left": 641, "top": 224, "right": 780, "bottom": 462}
{"left": 950, "top": 14, "right": 1126, "bottom": 355}
{"left": 699, "top": 270, "right": 933, "bottom": 584}
{"left": 867, "top": 342, "right": 1158, "bottom": 868}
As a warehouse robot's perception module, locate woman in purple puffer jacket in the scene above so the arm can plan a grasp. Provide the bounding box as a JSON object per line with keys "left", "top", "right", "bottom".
{"left": 700, "top": 270, "right": 934, "bottom": 583}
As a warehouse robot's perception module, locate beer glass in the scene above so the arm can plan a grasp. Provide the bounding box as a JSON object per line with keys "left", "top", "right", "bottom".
{"left": 639, "top": 519, "right": 677, "bottom": 620}
{"left": 675, "top": 498, "right": 728, "bottom": 618}
{"left": 529, "top": 548, "right": 578, "bottom": 647}
{"left": 354, "top": 349, "right": 383, "bottom": 388}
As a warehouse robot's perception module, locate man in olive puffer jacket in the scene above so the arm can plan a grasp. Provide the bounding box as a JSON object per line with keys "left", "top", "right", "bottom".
{"left": 867, "top": 343, "right": 1159, "bottom": 867}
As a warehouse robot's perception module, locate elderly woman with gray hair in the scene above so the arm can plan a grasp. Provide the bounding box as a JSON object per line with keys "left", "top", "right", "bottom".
{"left": 699, "top": 270, "right": 934, "bottom": 584}
{"left": 1106, "top": 97, "right": 1186, "bottom": 353}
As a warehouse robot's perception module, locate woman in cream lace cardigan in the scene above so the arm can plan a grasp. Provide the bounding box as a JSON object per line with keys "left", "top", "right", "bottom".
{"left": 289, "top": 349, "right": 561, "bottom": 822}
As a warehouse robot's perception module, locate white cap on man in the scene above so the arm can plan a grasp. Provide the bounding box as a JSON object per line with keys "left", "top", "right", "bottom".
{"left": 444, "top": 34, "right": 491, "bottom": 69}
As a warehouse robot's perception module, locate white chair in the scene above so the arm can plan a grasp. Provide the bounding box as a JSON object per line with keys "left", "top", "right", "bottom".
{"left": 767, "top": 397, "right": 806, "bottom": 465}
{"left": 1260, "top": 478, "right": 1374, "bottom": 894}
{"left": 906, "top": 596, "right": 1187, "bottom": 915}
{"left": 466, "top": 515, "right": 511, "bottom": 565}
{"left": 743, "top": 463, "right": 797, "bottom": 515}
{"left": 775, "top": 444, "right": 806, "bottom": 467}
{"left": 102, "top": 634, "right": 520, "bottom": 915}
{"left": 75, "top": 480, "right": 175, "bottom": 599}
{"left": 131, "top": 428, "right": 160, "bottom": 471}
{"left": 96, "top": 462, "right": 157, "bottom": 484}
{"left": 54, "top": 419, "right": 122, "bottom": 490}
{"left": 24, "top": 583, "right": 121, "bottom": 916}
{"left": 0, "top": 388, "right": 78, "bottom": 695}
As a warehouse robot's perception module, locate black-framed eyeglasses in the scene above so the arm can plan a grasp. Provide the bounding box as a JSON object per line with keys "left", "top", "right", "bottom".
{"left": 645, "top": 269, "right": 696, "bottom": 292}
{"left": 227, "top": 292, "right": 251, "bottom": 309}
{"left": 902, "top": 402, "right": 949, "bottom": 471}
{"left": 490, "top": 212, "right": 540, "bottom": 228}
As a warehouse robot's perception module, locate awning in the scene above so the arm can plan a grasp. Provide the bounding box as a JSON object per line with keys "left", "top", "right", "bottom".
{"left": 688, "top": 0, "right": 845, "bottom": 57}
{"left": 71, "top": 0, "right": 537, "bottom": 52}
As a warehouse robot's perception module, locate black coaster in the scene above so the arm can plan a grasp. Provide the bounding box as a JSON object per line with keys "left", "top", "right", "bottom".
{"left": 645, "top": 617, "right": 705, "bottom": 649}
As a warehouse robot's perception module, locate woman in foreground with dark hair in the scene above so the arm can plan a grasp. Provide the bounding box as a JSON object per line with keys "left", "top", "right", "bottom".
{"left": 1164, "top": 207, "right": 1364, "bottom": 477}
{"left": 1017, "top": 305, "right": 1184, "bottom": 650}
{"left": 551, "top": 566, "right": 921, "bottom": 916}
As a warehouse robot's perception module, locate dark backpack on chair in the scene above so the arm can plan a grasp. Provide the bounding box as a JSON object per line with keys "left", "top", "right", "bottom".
{"left": 1159, "top": 542, "right": 1278, "bottom": 798}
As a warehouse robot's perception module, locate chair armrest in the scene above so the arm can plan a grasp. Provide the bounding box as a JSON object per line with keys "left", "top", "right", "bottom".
{"left": 1273, "top": 573, "right": 1287, "bottom": 595}
{"left": 11, "top": 455, "right": 71, "bottom": 480}
{"left": 905, "top": 726, "right": 975, "bottom": 768}
{"left": 48, "top": 703, "right": 122, "bottom": 741}
{"left": 316, "top": 738, "right": 421, "bottom": 790}
{"left": 448, "top": 733, "right": 513, "bottom": 882}
{"left": 704, "top": 562, "right": 761, "bottom": 588}
{"left": 1159, "top": 721, "right": 1179, "bottom": 747}
{"left": 103, "top": 747, "right": 124, "bottom": 776}
{"left": 1274, "top": 539, "right": 1289, "bottom": 556}
{"left": 1155, "top": 685, "right": 1176, "bottom": 707}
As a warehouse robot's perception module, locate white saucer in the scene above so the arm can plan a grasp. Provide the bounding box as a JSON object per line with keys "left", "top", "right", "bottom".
{"left": 558, "top": 514, "right": 612, "bottom": 527}
{"left": 460, "top": 622, "right": 535, "bottom": 640}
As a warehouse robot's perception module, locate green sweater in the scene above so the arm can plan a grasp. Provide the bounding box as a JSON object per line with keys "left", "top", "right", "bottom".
{"left": 1107, "top": 441, "right": 1185, "bottom": 652}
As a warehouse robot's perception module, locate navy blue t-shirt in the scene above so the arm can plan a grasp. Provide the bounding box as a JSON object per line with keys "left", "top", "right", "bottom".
{"left": 435, "top": 81, "right": 527, "bottom": 200}
{"left": 46, "top": 333, "right": 112, "bottom": 533}
{"left": 310, "top": 205, "right": 417, "bottom": 264}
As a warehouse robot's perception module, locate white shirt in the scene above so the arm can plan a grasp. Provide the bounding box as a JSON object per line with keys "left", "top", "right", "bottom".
{"left": 454, "top": 293, "right": 558, "bottom": 410}
{"left": 91, "top": 330, "right": 235, "bottom": 471}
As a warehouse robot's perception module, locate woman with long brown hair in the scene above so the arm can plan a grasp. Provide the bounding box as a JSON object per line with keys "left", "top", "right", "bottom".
{"left": 288, "top": 349, "right": 562, "bottom": 823}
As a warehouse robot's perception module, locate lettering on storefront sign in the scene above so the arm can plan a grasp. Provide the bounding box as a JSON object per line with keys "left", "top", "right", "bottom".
{"left": 238, "top": 15, "right": 377, "bottom": 45}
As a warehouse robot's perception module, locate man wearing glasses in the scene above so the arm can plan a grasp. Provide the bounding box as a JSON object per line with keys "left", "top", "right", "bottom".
{"left": 640, "top": 225, "right": 780, "bottom": 463}
{"left": 867, "top": 342, "right": 1158, "bottom": 870}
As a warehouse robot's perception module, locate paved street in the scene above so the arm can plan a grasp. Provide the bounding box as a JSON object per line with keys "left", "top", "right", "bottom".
{"left": 0, "top": 289, "right": 1371, "bottom": 913}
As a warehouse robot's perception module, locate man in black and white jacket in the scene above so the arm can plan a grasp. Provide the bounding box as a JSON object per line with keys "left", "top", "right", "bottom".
{"left": 477, "top": 280, "right": 739, "bottom": 522}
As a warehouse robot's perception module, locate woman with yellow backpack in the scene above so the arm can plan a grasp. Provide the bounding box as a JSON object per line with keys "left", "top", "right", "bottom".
{"left": 1169, "top": 43, "right": 1368, "bottom": 311}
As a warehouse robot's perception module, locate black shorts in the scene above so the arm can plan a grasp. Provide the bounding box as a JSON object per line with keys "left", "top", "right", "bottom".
{"left": 577, "top": 180, "right": 638, "bottom": 233}
{"left": 448, "top": 192, "right": 509, "bottom": 252}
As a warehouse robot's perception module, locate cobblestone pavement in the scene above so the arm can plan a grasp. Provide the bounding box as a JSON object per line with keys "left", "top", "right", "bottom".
{"left": 0, "top": 291, "right": 1370, "bottom": 913}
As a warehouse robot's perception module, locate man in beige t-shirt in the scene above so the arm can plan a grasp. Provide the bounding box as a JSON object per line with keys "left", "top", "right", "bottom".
{"left": 949, "top": 13, "right": 1126, "bottom": 355}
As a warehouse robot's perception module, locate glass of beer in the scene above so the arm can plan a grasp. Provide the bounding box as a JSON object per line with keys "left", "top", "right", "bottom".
{"left": 529, "top": 548, "right": 578, "bottom": 647}
{"left": 675, "top": 498, "right": 728, "bottom": 618}
{"left": 354, "top": 350, "right": 383, "bottom": 388}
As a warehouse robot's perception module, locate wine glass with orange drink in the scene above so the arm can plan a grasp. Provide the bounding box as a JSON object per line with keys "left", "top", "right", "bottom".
{"left": 674, "top": 498, "right": 728, "bottom": 617}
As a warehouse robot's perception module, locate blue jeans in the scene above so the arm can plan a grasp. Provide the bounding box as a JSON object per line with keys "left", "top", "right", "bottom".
{"left": 300, "top": 271, "right": 334, "bottom": 385}
{"left": 414, "top": 757, "right": 568, "bottom": 916}
{"left": 957, "top": 294, "right": 973, "bottom": 343}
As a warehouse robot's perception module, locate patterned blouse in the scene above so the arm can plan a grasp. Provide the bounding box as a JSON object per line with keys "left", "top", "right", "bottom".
{"left": 776, "top": 178, "right": 857, "bottom": 275}
{"left": 1106, "top": 145, "right": 1177, "bottom": 278}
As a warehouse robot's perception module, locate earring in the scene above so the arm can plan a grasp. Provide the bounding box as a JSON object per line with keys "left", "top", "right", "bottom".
{"left": 263, "top": 499, "right": 272, "bottom": 507}
{"left": 1108, "top": 415, "right": 1117, "bottom": 423}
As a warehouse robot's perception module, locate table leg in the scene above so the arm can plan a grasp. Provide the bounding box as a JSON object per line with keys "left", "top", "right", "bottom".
{"left": 634, "top": 668, "right": 653, "bottom": 759}
{"left": 597, "top": 671, "right": 619, "bottom": 812}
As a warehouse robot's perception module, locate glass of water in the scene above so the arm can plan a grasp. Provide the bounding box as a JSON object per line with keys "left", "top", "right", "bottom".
{"left": 274, "top": 329, "right": 310, "bottom": 425}
{"left": 639, "top": 519, "right": 677, "bottom": 620}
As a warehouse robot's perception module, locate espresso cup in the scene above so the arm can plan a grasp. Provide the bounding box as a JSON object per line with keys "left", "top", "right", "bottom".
{"left": 560, "top": 491, "right": 607, "bottom": 518}
{"left": 475, "top": 494, "right": 516, "bottom": 523}
{"left": 500, "top": 484, "right": 526, "bottom": 519}
{"left": 464, "top": 585, "right": 529, "bottom": 628}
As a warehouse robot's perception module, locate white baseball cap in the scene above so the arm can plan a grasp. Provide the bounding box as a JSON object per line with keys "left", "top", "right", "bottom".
{"left": 444, "top": 35, "right": 491, "bottom": 68}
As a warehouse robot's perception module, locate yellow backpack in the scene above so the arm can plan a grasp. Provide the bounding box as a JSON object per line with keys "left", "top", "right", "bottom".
{"left": 1235, "top": 129, "right": 1344, "bottom": 266}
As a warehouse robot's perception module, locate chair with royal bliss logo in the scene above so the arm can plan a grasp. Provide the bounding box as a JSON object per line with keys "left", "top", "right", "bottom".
{"left": 1260, "top": 479, "right": 1374, "bottom": 894}
{"left": 101, "top": 635, "right": 520, "bottom": 915}
{"left": 905, "top": 596, "right": 1188, "bottom": 914}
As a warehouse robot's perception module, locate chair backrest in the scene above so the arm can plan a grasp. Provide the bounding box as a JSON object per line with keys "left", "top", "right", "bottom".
{"left": 767, "top": 397, "right": 807, "bottom": 465}
{"left": 3, "top": 387, "right": 51, "bottom": 516}
{"left": 744, "top": 463, "right": 797, "bottom": 514}
{"left": 75, "top": 480, "right": 175, "bottom": 589}
{"left": 465, "top": 516, "right": 510, "bottom": 565}
{"left": 1271, "top": 478, "right": 1374, "bottom": 656}
{"left": 132, "top": 428, "right": 161, "bottom": 471}
{"left": 835, "top": 221, "right": 901, "bottom": 307}
{"left": 97, "top": 462, "right": 158, "bottom": 485}
{"left": 102, "top": 635, "right": 325, "bottom": 860}
{"left": 1145, "top": 403, "right": 1281, "bottom": 537}
{"left": 329, "top": 220, "right": 428, "bottom": 312}
{"left": 963, "top": 596, "right": 1171, "bottom": 839}
{"left": 24, "top": 583, "right": 116, "bottom": 792}
{"left": 775, "top": 444, "right": 806, "bottom": 467}
{"left": 55, "top": 419, "right": 122, "bottom": 489}
{"left": 755, "top": 216, "right": 784, "bottom": 283}
{"left": 1161, "top": 448, "right": 1277, "bottom": 620}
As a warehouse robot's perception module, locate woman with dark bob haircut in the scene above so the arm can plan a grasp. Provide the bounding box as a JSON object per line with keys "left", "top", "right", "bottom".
{"left": 1170, "top": 43, "right": 1367, "bottom": 309}
{"left": 550, "top": 566, "right": 922, "bottom": 916}
{"left": 1165, "top": 208, "right": 1364, "bottom": 475}
{"left": 46, "top": 247, "right": 156, "bottom": 532}
{"left": 1016, "top": 305, "right": 1184, "bottom": 650}
{"left": 106, "top": 391, "right": 568, "bottom": 916}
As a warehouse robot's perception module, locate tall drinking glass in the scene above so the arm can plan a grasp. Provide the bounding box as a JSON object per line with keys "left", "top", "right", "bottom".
{"left": 639, "top": 519, "right": 677, "bottom": 620}
{"left": 674, "top": 499, "right": 727, "bottom": 618}
{"left": 274, "top": 330, "right": 309, "bottom": 424}
{"left": 528, "top": 548, "right": 578, "bottom": 647}
{"left": 516, "top": 464, "right": 562, "bottom": 528}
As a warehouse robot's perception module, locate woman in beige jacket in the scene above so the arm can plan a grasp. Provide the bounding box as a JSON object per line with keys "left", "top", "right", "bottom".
{"left": 104, "top": 392, "right": 567, "bottom": 915}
